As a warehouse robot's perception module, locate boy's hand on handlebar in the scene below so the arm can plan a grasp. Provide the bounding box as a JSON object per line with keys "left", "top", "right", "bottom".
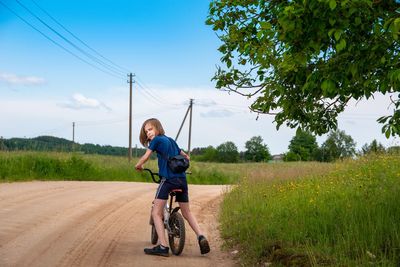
{"left": 135, "top": 164, "right": 144, "bottom": 171}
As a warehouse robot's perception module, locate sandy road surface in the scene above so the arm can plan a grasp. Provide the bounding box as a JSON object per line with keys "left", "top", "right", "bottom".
{"left": 0, "top": 181, "right": 236, "bottom": 267}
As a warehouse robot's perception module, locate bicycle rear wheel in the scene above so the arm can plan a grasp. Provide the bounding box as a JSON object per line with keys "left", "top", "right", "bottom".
{"left": 168, "top": 212, "right": 185, "bottom": 255}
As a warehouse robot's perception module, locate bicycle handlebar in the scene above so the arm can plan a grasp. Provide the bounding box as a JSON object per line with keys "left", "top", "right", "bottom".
{"left": 142, "top": 168, "right": 192, "bottom": 184}
{"left": 143, "top": 168, "right": 161, "bottom": 184}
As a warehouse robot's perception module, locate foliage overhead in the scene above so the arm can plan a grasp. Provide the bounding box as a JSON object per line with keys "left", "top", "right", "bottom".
{"left": 207, "top": 0, "right": 400, "bottom": 137}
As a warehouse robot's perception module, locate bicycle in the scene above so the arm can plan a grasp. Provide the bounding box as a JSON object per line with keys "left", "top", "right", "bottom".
{"left": 143, "top": 168, "right": 185, "bottom": 255}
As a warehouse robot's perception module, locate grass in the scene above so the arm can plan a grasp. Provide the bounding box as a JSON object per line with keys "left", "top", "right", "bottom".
{"left": 219, "top": 154, "right": 400, "bottom": 266}
{"left": 0, "top": 151, "right": 239, "bottom": 184}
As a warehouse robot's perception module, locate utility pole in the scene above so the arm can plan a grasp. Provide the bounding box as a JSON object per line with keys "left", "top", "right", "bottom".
{"left": 128, "top": 73, "right": 135, "bottom": 162}
{"left": 175, "top": 104, "right": 191, "bottom": 141}
{"left": 188, "top": 99, "right": 193, "bottom": 157}
{"left": 135, "top": 144, "right": 138, "bottom": 158}
{"left": 175, "top": 99, "right": 194, "bottom": 156}
{"left": 72, "top": 122, "right": 75, "bottom": 151}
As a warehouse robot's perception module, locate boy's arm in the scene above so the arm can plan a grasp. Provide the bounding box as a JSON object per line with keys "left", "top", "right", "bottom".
{"left": 180, "top": 150, "right": 190, "bottom": 161}
{"left": 135, "top": 149, "right": 153, "bottom": 170}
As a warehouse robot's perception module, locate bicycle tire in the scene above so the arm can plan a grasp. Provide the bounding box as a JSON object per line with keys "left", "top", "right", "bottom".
{"left": 151, "top": 224, "right": 158, "bottom": 245}
{"left": 168, "top": 212, "right": 185, "bottom": 255}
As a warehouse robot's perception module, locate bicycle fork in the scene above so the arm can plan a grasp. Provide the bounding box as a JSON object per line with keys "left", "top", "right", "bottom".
{"left": 165, "top": 194, "right": 181, "bottom": 234}
{"left": 149, "top": 193, "right": 181, "bottom": 233}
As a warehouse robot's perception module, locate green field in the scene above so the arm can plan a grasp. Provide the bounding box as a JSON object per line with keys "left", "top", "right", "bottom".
{"left": 1, "top": 151, "right": 399, "bottom": 266}
{"left": 220, "top": 154, "right": 400, "bottom": 266}
{"left": 0, "top": 151, "right": 238, "bottom": 184}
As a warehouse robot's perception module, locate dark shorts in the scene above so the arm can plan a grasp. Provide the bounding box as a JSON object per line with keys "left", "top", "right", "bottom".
{"left": 155, "top": 177, "right": 189, "bottom": 202}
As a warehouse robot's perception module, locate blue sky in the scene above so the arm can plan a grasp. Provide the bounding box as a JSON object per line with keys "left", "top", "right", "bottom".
{"left": 0, "top": 0, "right": 398, "bottom": 154}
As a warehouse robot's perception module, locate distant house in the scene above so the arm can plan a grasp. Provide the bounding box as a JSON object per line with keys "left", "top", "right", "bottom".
{"left": 271, "top": 154, "right": 284, "bottom": 162}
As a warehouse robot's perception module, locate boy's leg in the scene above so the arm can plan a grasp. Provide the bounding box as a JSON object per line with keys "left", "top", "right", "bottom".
{"left": 152, "top": 199, "right": 168, "bottom": 247}
{"left": 144, "top": 199, "right": 169, "bottom": 256}
{"left": 178, "top": 202, "right": 202, "bottom": 236}
{"left": 179, "top": 202, "right": 210, "bottom": 254}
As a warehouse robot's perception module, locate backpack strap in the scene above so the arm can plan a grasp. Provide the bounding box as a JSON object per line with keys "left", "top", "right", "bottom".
{"left": 159, "top": 137, "right": 176, "bottom": 161}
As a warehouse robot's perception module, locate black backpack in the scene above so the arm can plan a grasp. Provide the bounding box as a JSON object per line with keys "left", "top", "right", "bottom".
{"left": 161, "top": 138, "right": 189, "bottom": 173}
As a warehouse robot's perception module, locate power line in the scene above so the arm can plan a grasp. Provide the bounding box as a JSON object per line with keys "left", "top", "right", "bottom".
{"left": 136, "top": 82, "right": 172, "bottom": 106}
{"left": 0, "top": 0, "right": 124, "bottom": 80}
{"left": 135, "top": 79, "right": 179, "bottom": 107}
{"left": 29, "top": 0, "right": 130, "bottom": 75}
{"left": 15, "top": 0, "right": 126, "bottom": 78}
{"left": 3, "top": 0, "right": 187, "bottom": 110}
{"left": 76, "top": 118, "right": 128, "bottom": 127}
{"left": 135, "top": 85, "right": 161, "bottom": 104}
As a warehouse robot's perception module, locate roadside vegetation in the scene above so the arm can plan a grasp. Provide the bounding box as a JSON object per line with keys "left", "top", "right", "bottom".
{"left": 220, "top": 154, "right": 400, "bottom": 266}
{"left": 0, "top": 151, "right": 238, "bottom": 184}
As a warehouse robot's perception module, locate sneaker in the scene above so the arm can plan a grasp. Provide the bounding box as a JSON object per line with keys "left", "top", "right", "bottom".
{"left": 144, "top": 245, "right": 169, "bottom": 257}
{"left": 198, "top": 235, "right": 210, "bottom": 254}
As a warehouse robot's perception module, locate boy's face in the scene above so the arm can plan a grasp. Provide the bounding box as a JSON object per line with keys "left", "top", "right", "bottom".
{"left": 144, "top": 123, "right": 157, "bottom": 141}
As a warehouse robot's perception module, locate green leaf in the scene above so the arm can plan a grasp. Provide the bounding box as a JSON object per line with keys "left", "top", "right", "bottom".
{"left": 355, "top": 17, "right": 361, "bottom": 26}
{"left": 321, "top": 79, "right": 336, "bottom": 95}
{"left": 383, "top": 18, "right": 394, "bottom": 31}
{"left": 329, "top": 0, "right": 337, "bottom": 10}
{"left": 328, "top": 28, "right": 335, "bottom": 38}
{"left": 226, "top": 58, "right": 232, "bottom": 68}
{"left": 341, "top": 0, "right": 349, "bottom": 7}
{"left": 334, "top": 30, "right": 342, "bottom": 41}
{"left": 349, "top": 65, "right": 357, "bottom": 77}
{"left": 378, "top": 116, "right": 388, "bottom": 124}
{"left": 260, "top": 21, "right": 272, "bottom": 30}
{"left": 394, "top": 18, "right": 400, "bottom": 33}
{"left": 385, "top": 128, "right": 391, "bottom": 138}
{"left": 336, "top": 39, "right": 346, "bottom": 52}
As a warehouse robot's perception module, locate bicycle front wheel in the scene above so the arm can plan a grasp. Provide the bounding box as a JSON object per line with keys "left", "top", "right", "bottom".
{"left": 151, "top": 224, "right": 158, "bottom": 245}
{"left": 168, "top": 212, "right": 185, "bottom": 255}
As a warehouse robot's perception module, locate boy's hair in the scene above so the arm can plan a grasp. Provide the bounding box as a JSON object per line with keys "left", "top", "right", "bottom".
{"left": 139, "top": 118, "right": 165, "bottom": 147}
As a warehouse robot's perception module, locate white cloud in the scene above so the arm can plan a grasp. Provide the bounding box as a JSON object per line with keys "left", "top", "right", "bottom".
{"left": 0, "top": 72, "right": 45, "bottom": 86}
{"left": 191, "top": 99, "right": 217, "bottom": 107}
{"left": 58, "top": 93, "right": 112, "bottom": 111}
{"left": 200, "top": 109, "right": 235, "bottom": 118}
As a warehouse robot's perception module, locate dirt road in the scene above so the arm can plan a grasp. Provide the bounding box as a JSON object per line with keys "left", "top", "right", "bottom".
{"left": 0, "top": 181, "right": 236, "bottom": 267}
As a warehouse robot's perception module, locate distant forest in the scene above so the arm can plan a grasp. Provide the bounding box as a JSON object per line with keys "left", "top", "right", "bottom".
{"left": 0, "top": 136, "right": 147, "bottom": 157}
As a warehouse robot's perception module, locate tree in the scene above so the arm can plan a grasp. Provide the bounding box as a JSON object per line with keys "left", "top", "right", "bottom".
{"left": 284, "top": 151, "right": 301, "bottom": 162}
{"left": 387, "top": 146, "right": 400, "bottom": 154}
{"left": 361, "top": 139, "right": 386, "bottom": 155}
{"left": 216, "top": 141, "right": 239, "bottom": 163}
{"left": 244, "top": 136, "right": 271, "bottom": 162}
{"left": 285, "top": 130, "right": 318, "bottom": 161}
{"left": 320, "top": 130, "right": 356, "bottom": 161}
{"left": 207, "top": 1, "right": 400, "bottom": 137}
{"left": 193, "top": 146, "right": 218, "bottom": 162}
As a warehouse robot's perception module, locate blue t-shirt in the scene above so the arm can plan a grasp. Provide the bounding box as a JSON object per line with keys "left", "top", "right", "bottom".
{"left": 148, "top": 135, "right": 186, "bottom": 179}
